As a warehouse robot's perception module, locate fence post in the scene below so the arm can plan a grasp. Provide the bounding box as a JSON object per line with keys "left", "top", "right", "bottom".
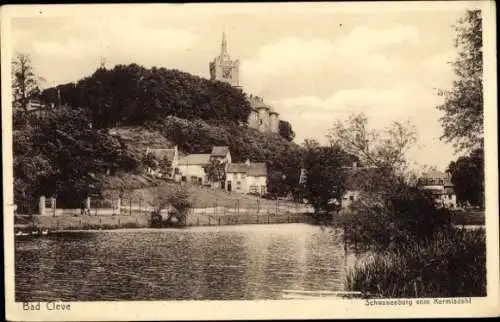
{"left": 139, "top": 198, "right": 142, "bottom": 216}
{"left": 39, "top": 196, "right": 46, "bottom": 216}
{"left": 116, "top": 198, "right": 121, "bottom": 215}
{"left": 129, "top": 198, "right": 132, "bottom": 216}
{"left": 85, "top": 197, "right": 90, "bottom": 213}
{"left": 197, "top": 216, "right": 200, "bottom": 226}
{"left": 268, "top": 214, "right": 270, "bottom": 224}
{"left": 257, "top": 196, "right": 260, "bottom": 213}
{"left": 51, "top": 197, "right": 56, "bottom": 217}
{"left": 218, "top": 217, "right": 221, "bottom": 226}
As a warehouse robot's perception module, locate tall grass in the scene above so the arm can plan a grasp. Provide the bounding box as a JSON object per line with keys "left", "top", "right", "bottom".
{"left": 345, "top": 227, "right": 486, "bottom": 298}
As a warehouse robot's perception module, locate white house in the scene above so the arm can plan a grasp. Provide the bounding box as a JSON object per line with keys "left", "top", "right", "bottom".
{"left": 418, "top": 170, "right": 457, "bottom": 209}
{"left": 177, "top": 146, "right": 234, "bottom": 186}
{"left": 177, "top": 154, "right": 212, "bottom": 185}
{"left": 226, "top": 159, "right": 267, "bottom": 195}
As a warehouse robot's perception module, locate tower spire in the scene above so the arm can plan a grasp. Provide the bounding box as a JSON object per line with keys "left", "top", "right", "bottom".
{"left": 221, "top": 31, "right": 228, "bottom": 58}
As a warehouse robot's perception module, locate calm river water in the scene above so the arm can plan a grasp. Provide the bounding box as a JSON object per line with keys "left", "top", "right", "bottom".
{"left": 15, "top": 223, "right": 360, "bottom": 301}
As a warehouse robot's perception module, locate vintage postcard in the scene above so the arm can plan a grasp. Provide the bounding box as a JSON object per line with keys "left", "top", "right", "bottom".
{"left": 2, "top": 1, "right": 499, "bottom": 321}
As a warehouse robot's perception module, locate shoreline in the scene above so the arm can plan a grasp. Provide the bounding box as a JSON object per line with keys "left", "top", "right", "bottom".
{"left": 14, "top": 223, "right": 484, "bottom": 236}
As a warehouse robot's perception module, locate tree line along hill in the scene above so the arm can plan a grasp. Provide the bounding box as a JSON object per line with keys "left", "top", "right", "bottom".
{"left": 14, "top": 64, "right": 303, "bottom": 209}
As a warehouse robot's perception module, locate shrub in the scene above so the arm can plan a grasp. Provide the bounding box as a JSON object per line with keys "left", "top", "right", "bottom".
{"left": 335, "top": 183, "right": 452, "bottom": 250}
{"left": 345, "top": 228, "right": 486, "bottom": 298}
{"left": 149, "top": 185, "right": 193, "bottom": 227}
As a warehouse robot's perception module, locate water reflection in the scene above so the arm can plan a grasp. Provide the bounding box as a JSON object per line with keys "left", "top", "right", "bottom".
{"left": 16, "top": 224, "right": 357, "bottom": 301}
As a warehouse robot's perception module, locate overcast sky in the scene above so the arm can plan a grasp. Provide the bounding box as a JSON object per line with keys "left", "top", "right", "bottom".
{"left": 9, "top": 3, "right": 483, "bottom": 171}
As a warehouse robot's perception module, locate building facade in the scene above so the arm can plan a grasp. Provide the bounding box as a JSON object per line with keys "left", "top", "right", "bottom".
{"left": 226, "top": 159, "right": 267, "bottom": 195}
{"left": 417, "top": 170, "right": 457, "bottom": 209}
{"left": 209, "top": 33, "right": 280, "bottom": 134}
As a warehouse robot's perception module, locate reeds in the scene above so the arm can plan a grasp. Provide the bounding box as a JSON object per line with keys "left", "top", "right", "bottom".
{"left": 345, "top": 228, "right": 486, "bottom": 298}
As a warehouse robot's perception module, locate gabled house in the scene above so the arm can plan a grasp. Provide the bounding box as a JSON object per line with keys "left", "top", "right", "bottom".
{"left": 226, "top": 159, "right": 267, "bottom": 195}
{"left": 145, "top": 146, "right": 179, "bottom": 179}
{"left": 417, "top": 170, "right": 457, "bottom": 209}
{"left": 177, "top": 154, "right": 212, "bottom": 185}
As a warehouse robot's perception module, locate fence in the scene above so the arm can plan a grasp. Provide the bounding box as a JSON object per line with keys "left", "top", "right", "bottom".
{"left": 22, "top": 195, "right": 314, "bottom": 217}
{"left": 15, "top": 211, "right": 315, "bottom": 231}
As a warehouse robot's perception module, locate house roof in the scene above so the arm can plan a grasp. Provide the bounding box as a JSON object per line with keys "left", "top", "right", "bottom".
{"left": 421, "top": 170, "right": 449, "bottom": 179}
{"left": 420, "top": 170, "right": 454, "bottom": 187}
{"left": 343, "top": 167, "right": 381, "bottom": 190}
{"left": 211, "top": 146, "right": 230, "bottom": 157}
{"left": 178, "top": 154, "right": 211, "bottom": 166}
{"left": 227, "top": 162, "right": 267, "bottom": 176}
{"left": 147, "top": 148, "right": 177, "bottom": 162}
{"left": 248, "top": 163, "right": 267, "bottom": 176}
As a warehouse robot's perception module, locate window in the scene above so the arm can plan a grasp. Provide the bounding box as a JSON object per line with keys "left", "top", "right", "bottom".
{"left": 249, "top": 185, "right": 258, "bottom": 194}
{"left": 349, "top": 195, "right": 354, "bottom": 201}
{"left": 438, "top": 179, "right": 444, "bottom": 185}
{"left": 260, "top": 186, "right": 266, "bottom": 195}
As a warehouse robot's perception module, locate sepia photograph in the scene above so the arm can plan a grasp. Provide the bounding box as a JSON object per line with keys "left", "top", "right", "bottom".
{"left": 2, "top": 1, "right": 498, "bottom": 320}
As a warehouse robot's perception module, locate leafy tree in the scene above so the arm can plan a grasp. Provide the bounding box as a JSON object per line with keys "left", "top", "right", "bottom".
{"left": 149, "top": 185, "right": 192, "bottom": 227}
{"left": 279, "top": 120, "right": 295, "bottom": 142}
{"left": 328, "top": 113, "right": 417, "bottom": 178}
{"left": 42, "top": 64, "right": 252, "bottom": 128}
{"left": 436, "top": 10, "right": 483, "bottom": 153}
{"left": 447, "top": 148, "right": 484, "bottom": 207}
{"left": 301, "top": 143, "right": 349, "bottom": 215}
{"left": 143, "top": 153, "right": 159, "bottom": 170}
{"left": 328, "top": 113, "right": 451, "bottom": 247}
{"left": 204, "top": 158, "right": 226, "bottom": 187}
{"left": 159, "top": 155, "right": 173, "bottom": 176}
{"left": 11, "top": 53, "right": 44, "bottom": 112}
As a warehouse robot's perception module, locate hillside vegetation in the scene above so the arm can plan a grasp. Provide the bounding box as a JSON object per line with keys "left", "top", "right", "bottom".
{"left": 15, "top": 64, "right": 303, "bottom": 210}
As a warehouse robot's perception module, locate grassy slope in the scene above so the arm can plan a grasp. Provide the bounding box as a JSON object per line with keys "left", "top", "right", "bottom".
{"left": 109, "top": 181, "right": 303, "bottom": 210}
{"left": 98, "top": 126, "right": 303, "bottom": 209}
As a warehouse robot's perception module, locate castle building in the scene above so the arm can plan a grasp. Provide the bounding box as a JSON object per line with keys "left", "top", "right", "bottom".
{"left": 209, "top": 33, "right": 280, "bottom": 134}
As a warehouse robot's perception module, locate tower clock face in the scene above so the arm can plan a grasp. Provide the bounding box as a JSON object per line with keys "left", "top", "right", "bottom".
{"left": 222, "top": 66, "right": 232, "bottom": 78}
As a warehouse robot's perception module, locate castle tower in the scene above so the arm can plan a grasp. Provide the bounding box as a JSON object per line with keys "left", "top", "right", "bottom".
{"left": 209, "top": 32, "right": 240, "bottom": 88}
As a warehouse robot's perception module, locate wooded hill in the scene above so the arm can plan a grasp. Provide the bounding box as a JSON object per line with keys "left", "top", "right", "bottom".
{"left": 15, "top": 64, "right": 302, "bottom": 209}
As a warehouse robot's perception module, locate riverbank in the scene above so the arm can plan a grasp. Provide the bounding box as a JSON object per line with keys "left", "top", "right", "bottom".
{"left": 15, "top": 209, "right": 483, "bottom": 232}
{"left": 15, "top": 212, "right": 317, "bottom": 232}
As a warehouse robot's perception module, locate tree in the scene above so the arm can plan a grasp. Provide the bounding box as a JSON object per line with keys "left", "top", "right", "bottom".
{"left": 328, "top": 113, "right": 451, "bottom": 247}
{"left": 149, "top": 185, "right": 192, "bottom": 227}
{"left": 279, "top": 120, "right": 295, "bottom": 142}
{"left": 12, "top": 53, "right": 43, "bottom": 112}
{"left": 204, "top": 158, "right": 226, "bottom": 188}
{"left": 158, "top": 155, "right": 173, "bottom": 176}
{"left": 328, "top": 113, "right": 417, "bottom": 177}
{"left": 447, "top": 148, "right": 484, "bottom": 207}
{"left": 301, "top": 143, "right": 349, "bottom": 215}
{"left": 436, "top": 10, "right": 483, "bottom": 153}
{"left": 143, "top": 153, "right": 159, "bottom": 170}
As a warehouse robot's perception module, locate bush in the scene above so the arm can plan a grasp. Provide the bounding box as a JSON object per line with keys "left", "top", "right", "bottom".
{"left": 345, "top": 227, "right": 486, "bottom": 298}
{"left": 149, "top": 185, "right": 193, "bottom": 227}
{"left": 335, "top": 184, "right": 452, "bottom": 250}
